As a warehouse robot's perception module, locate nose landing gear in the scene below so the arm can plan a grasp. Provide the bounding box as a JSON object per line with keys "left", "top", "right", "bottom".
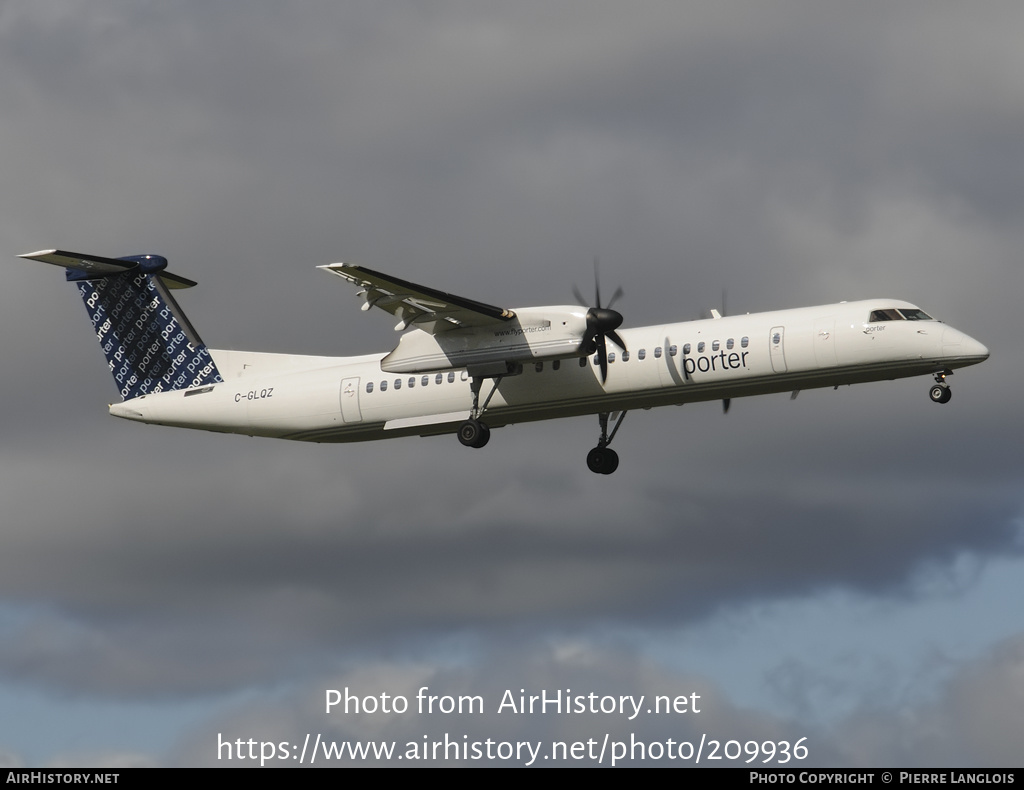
{"left": 929, "top": 370, "right": 953, "bottom": 404}
{"left": 929, "top": 384, "right": 952, "bottom": 404}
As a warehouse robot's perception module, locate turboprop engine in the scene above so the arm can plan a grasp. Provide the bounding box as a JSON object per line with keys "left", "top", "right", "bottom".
{"left": 380, "top": 306, "right": 591, "bottom": 373}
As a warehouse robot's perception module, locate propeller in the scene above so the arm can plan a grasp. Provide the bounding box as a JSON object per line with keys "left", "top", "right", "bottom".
{"left": 573, "top": 259, "right": 625, "bottom": 384}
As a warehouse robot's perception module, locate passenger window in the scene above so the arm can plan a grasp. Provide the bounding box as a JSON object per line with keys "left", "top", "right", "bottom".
{"left": 727, "top": 338, "right": 734, "bottom": 350}
{"left": 380, "top": 380, "right": 388, "bottom": 392}
{"left": 654, "top": 347, "right": 663, "bottom": 359}
{"left": 535, "top": 362, "right": 543, "bottom": 373}
{"left": 712, "top": 340, "right": 720, "bottom": 352}
{"left": 435, "top": 373, "right": 443, "bottom": 385}
{"left": 553, "top": 360, "right": 561, "bottom": 370}
{"left": 683, "top": 343, "right": 691, "bottom": 355}
{"left": 579, "top": 357, "right": 587, "bottom": 367}
{"left": 697, "top": 342, "right": 705, "bottom": 353}
{"left": 621, "top": 351, "right": 630, "bottom": 362}
{"left": 669, "top": 345, "right": 677, "bottom": 357}
{"left": 408, "top": 377, "right": 416, "bottom": 388}
{"left": 741, "top": 336, "right": 749, "bottom": 348}
{"left": 637, "top": 349, "right": 646, "bottom": 360}
{"left": 422, "top": 375, "right": 429, "bottom": 387}
{"left": 608, "top": 352, "right": 616, "bottom": 363}
{"left": 366, "top": 381, "right": 374, "bottom": 393}
{"left": 448, "top": 372, "right": 456, "bottom": 383}
{"left": 394, "top": 379, "right": 402, "bottom": 390}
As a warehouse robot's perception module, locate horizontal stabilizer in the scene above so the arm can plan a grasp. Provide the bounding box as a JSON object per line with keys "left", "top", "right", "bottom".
{"left": 19, "top": 249, "right": 197, "bottom": 289}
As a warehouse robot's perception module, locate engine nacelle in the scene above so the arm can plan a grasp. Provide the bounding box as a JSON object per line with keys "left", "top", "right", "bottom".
{"left": 380, "top": 306, "right": 589, "bottom": 373}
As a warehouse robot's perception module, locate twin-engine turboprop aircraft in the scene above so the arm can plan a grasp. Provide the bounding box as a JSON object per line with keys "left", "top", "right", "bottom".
{"left": 19, "top": 249, "right": 989, "bottom": 474}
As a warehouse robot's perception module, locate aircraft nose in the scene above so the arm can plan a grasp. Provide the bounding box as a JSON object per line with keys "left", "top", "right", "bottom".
{"left": 942, "top": 326, "right": 989, "bottom": 364}
{"left": 963, "top": 335, "right": 990, "bottom": 360}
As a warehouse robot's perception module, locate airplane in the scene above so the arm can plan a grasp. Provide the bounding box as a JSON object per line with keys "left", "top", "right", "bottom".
{"left": 18, "top": 249, "right": 989, "bottom": 474}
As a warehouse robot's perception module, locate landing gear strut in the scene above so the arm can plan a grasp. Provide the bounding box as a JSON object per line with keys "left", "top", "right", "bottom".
{"left": 587, "top": 411, "right": 626, "bottom": 474}
{"left": 929, "top": 370, "right": 952, "bottom": 404}
{"left": 456, "top": 374, "right": 503, "bottom": 449}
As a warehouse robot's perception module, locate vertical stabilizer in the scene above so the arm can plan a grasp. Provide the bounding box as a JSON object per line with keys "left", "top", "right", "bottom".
{"left": 19, "top": 250, "right": 223, "bottom": 400}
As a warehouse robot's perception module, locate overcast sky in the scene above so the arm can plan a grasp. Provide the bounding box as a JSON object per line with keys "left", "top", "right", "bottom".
{"left": 1, "top": 1, "right": 1022, "bottom": 767}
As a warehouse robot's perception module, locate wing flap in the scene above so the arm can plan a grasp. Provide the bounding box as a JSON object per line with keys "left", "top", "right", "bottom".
{"left": 383, "top": 411, "right": 467, "bottom": 431}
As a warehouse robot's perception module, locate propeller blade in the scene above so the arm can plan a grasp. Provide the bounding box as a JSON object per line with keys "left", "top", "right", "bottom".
{"left": 574, "top": 261, "right": 626, "bottom": 382}
{"left": 593, "top": 257, "right": 602, "bottom": 308}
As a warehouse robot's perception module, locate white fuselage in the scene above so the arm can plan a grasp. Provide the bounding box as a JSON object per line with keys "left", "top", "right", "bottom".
{"left": 108, "top": 299, "right": 989, "bottom": 442}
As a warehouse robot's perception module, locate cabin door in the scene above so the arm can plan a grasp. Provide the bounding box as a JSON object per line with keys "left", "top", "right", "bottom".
{"left": 340, "top": 377, "right": 362, "bottom": 423}
{"left": 813, "top": 318, "right": 838, "bottom": 367}
{"left": 769, "top": 326, "right": 788, "bottom": 373}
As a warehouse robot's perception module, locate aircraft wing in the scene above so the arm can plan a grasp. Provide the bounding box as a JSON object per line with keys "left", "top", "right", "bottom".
{"left": 319, "top": 263, "right": 516, "bottom": 334}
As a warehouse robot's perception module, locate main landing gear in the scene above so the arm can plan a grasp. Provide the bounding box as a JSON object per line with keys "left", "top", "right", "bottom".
{"left": 929, "top": 370, "right": 953, "bottom": 404}
{"left": 457, "top": 418, "right": 490, "bottom": 448}
{"left": 587, "top": 411, "right": 627, "bottom": 475}
{"left": 454, "top": 372, "right": 629, "bottom": 474}
{"left": 587, "top": 446, "right": 618, "bottom": 475}
{"left": 457, "top": 374, "right": 503, "bottom": 449}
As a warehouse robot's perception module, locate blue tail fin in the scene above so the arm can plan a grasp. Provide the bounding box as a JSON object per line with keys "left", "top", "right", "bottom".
{"left": 19, "top": 250, "right": 223, "bottom": 400}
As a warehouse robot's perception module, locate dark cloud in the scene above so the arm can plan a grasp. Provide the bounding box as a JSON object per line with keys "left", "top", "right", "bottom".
{"left": 0, "top": 401, "right": 1017, "bottom": 701}
{"left": 160, "top": 636, "right": 1024, "bottom": 766}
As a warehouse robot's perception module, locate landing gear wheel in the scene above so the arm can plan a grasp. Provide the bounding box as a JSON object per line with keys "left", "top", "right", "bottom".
{"left": 929, "top": 384, "right": 952, "bottom": 404}
{"left": 586, "top": 446, "right": 619, "bottom": 475}
{"left": 457, "top": 419, "right": 490, "bottom": 448}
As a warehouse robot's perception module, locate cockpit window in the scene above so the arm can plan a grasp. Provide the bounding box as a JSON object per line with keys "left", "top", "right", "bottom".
{"left": 869, "top": 307, "right": 935, "bottom": 322}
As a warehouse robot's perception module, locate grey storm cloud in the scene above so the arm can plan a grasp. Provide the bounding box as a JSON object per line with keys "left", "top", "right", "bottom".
{"left": 160, "top": 636, "right": 1024, "bottom": 767}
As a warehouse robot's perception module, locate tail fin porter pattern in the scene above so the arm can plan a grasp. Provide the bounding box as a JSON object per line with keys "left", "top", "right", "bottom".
{"left": 19, "top": 250, "right": 222, "bottom": 400}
